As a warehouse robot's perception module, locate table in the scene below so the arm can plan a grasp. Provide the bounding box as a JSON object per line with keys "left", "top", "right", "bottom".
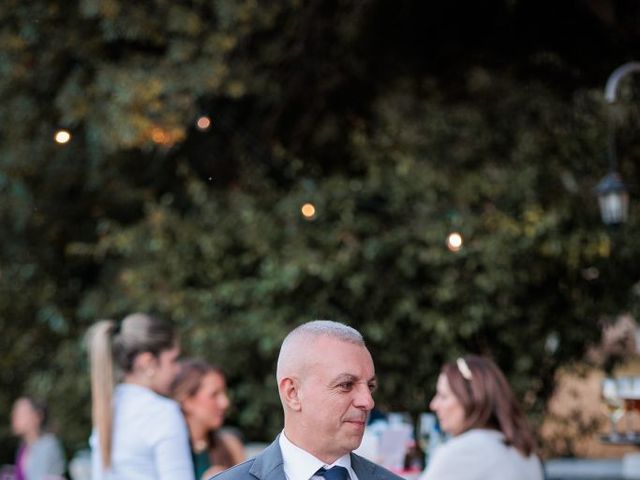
{"left": 544, "top": 458, "right": 623, "bottom": 480}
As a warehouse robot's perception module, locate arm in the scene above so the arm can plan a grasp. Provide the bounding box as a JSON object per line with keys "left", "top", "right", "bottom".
{"left": 44, "top": 435, "right": 65, "bottom": 476}
{"left": 153, "top": 406, "right": 196, "bottom": 480}
{"left": 90, "top": 432, "right": 104, "bottom": 480}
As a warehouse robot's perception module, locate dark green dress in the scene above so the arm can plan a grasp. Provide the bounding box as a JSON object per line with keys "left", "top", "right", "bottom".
{"left": 192, "top": 448, "right": 211, "bottom": 480}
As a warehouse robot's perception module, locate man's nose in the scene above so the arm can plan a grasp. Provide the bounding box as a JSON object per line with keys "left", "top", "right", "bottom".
{"left": 354, "top": 385, "right": 375, "bottom": 410}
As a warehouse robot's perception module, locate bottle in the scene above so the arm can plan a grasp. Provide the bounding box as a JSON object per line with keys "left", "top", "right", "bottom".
{"left": 417, "top": 412, "right": 436, "bottom": 468}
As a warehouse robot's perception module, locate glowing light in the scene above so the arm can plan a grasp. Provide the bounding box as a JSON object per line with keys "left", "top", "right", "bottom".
{"left": 54, "top": 129, "right": 71, "bottom": 144}
{"left": 446, "top": 232, "right": 463, "bottom": 252}
{"left": 151, "top": 127, "right": 171, "bottom": 145}
{"left": 196, "top": 116, "right": 211, "bottom": 130}
{"left": 301, "top": 203, "right": 316, "bottom": 219}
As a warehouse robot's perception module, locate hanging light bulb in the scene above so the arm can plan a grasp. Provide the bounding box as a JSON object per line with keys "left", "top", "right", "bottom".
{"left": 196, "top": 115, "right": 211, "bottom": 131}
{"left": 54, "top": 129, "right": 71, "bottom": 144}
{"left": 446, "top": 232, "right": 463, "bottom": 252}
{"left": 150, "top": 127, "right": 172, "bottom": 145}
{"left": 301, "top": 203, "right": 316, "bottom": 220}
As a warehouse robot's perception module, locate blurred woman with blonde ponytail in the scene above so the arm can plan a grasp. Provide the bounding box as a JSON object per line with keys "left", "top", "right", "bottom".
{"left": 87, "top": 313, "right": 194, "bottom": 480}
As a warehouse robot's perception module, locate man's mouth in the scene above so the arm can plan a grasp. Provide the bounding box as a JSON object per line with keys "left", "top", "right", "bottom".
{"left": 343, "top": 417, "right": 366, "bottom": 425}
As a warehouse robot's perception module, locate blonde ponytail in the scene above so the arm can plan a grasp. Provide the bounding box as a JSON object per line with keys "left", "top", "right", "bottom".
{"left": 87, "top": 320, "right": 116, "bottom": 469}
{"left": 87, "top": 313, "right": 176, "bottom": 470}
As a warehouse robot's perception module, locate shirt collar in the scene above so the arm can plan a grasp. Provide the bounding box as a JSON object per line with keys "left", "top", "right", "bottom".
{"left": 279, "top": 430, "right": 355, "bottom": 479}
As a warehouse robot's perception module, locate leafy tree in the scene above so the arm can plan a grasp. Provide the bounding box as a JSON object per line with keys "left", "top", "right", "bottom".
{"left": 2, "top": 0, "right": 640, "bottom": 461}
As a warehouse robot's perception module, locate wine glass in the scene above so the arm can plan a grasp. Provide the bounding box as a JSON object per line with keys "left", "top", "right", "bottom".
{"left": 602, "top": 377, "right": 625, "bottom": 439}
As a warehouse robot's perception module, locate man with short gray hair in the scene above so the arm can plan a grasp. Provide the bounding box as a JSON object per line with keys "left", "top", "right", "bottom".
{"left": 211, "top": 320, "right": 401, "bottom": 480}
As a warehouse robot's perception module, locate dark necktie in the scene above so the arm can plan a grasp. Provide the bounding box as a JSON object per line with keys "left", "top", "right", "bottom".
{"left": 317, "top": 466, "right": 350, "bottom": 480}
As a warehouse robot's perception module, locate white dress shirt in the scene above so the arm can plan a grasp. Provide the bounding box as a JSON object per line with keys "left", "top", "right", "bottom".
{"left": 279, "top": 431, "right": 359, "bottom": 480}
{"left": 90, "top": 383, "right": 195, "bottom": 480}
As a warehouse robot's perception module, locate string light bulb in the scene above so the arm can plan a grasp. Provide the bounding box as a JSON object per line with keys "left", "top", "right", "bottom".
{"left": 150, "top": 127, "right": 172, "bottom": 145}
{"left": 196, "top": 116, "right": 211, "bottom": 131}
{"left": 446, "top": 232, "right": 463, "bottom": 252}
{"left": 301, "top": 203, "right": 316, "bottom": 220}
{"left": 54, "top": 129, "right": 71, "bottom": 144}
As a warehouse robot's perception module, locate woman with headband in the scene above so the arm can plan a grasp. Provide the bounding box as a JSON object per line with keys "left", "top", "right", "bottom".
{"left": 420, "top": 355, "right": 543, "bottom": 480}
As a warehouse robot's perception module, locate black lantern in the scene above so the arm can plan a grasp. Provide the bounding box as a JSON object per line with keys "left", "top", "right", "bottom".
{"left": 595, "top": 171, "right": 629, "bottom": 225}
{"left": 597, "top": 62, "right": 640, "bottom": 225}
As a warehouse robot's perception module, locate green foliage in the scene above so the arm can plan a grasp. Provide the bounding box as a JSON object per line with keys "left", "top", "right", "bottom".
{"left": 68, "top": 79, "right": 640, "bottom": 447}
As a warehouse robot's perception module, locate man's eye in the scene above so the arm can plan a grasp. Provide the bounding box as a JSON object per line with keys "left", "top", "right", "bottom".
{"left": 368, "top": 383, "right": 377, "bottom": 392}
{"left": 338, "top": 382, "right": 353, "bottom": 391}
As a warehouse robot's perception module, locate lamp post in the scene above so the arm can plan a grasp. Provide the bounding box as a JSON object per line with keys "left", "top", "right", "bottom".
{"left": 596, "top": 62, "right": 640, "bottom": 225}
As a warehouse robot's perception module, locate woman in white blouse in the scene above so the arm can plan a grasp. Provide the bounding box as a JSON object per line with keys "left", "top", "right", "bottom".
{"left": 87, "top": 313, "right": 195, "bottom": 480}
{"left": 421, "top": 355, "right": 543, "bottom": 480}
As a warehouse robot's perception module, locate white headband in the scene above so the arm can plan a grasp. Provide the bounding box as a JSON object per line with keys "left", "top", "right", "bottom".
{"left": 456, "top": 357, "right": 473, "bottom": 381}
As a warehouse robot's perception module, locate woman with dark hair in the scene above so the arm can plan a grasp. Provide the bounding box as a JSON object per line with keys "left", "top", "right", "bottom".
{"left": 87, "top": 313, "right": 194, "bottom": 480}
{"left": 420, "top": 355, "right": 543, "bottom": 480}
{"left": 171, "top": 359, "right": 245, "bottom": 479}
{"left": 11, "top": 396, "right": 65, "bottom": 480}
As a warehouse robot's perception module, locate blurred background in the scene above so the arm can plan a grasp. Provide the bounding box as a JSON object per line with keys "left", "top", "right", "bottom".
{"left": 2, "top": 0, "right": 640, "bottom": 467}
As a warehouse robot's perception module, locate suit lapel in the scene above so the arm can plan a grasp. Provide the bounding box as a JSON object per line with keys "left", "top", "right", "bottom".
{"left": 350, "top": 452, "right": 378, "bottom": 479}
{"left": 249, "top": 437, "right": 286, "bottom": 480}
{"left": 248, "top": 438, "right": 388, "bottom": 480}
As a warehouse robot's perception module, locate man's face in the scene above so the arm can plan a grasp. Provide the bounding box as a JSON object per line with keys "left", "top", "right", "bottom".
{"left": 296, "top": 336, "right": 376, "bottom": 463}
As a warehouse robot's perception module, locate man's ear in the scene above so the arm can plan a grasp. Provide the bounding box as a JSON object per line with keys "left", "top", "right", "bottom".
{"left": 279, "top": 377, "right": 302, "bottom": 411}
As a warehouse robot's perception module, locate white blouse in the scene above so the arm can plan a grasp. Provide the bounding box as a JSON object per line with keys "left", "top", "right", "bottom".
{"left": 420, "top": 429, "right": 543, "bottom": 480}
{"left": 90, "top": 383, "right": 195, "bottom": 480}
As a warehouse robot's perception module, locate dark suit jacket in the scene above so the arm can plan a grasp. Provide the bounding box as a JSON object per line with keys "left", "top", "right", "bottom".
{"left": 210, "top": 437, "right": 403, "bottom": 480}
